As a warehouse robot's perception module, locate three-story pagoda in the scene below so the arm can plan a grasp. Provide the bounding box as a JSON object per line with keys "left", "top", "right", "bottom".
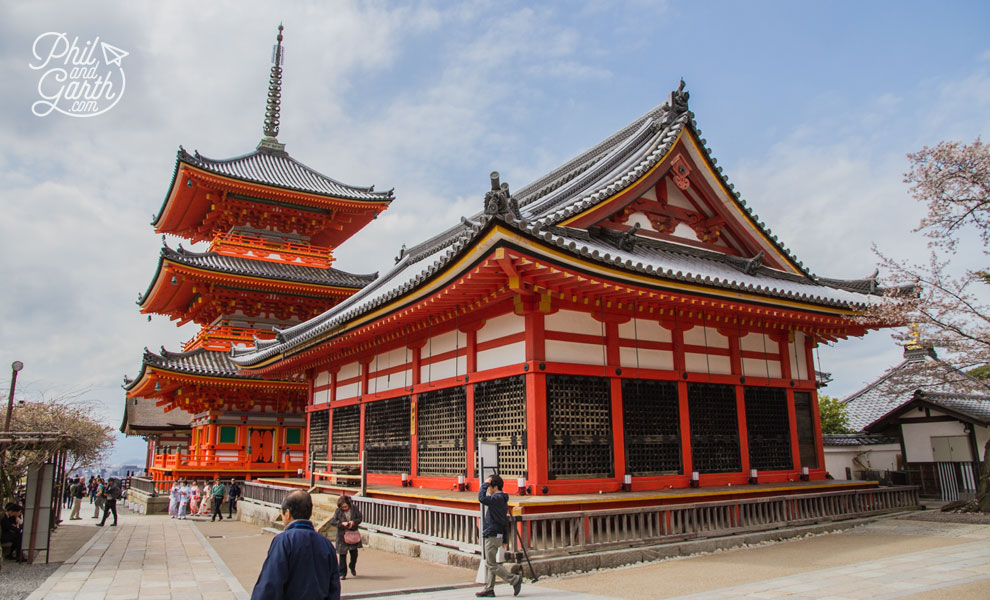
{"left": 122, "top": 26, "right": 392, "bottom": 483}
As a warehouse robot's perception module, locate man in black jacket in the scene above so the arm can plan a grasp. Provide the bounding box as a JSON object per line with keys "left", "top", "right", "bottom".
{"left": 1, "top": 503, "right": 24, "bottom": 562}
{"left": 97, "top": 478, "right": 120, "bottom": 527}
{"left": 476, "top": 475, "right": 521, "bottom": 597}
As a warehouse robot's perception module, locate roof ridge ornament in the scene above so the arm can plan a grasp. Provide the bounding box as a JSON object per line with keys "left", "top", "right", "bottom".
{"left": 258, "top": 24, "right": 286, "bottom": 153}
{"left": 484, "top": 171, "right": 522, "bottom": 221}
{"left": 660, "top": 79, "right": 690, "bottom": 128}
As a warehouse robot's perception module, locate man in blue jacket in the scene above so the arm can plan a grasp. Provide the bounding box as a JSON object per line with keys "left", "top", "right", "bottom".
{"left": 252, "top": 490, "right": 340, "bottom": 600}
{"left": 477, "top": 475, "right": 522, "bottom": 597}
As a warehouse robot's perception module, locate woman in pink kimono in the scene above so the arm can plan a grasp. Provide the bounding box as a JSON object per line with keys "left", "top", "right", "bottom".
{"left": 189, "top": 482, "right": 202, "bottom": 514}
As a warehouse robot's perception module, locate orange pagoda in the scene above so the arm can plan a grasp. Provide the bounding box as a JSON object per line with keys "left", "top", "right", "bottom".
{"left": 122, "top": 26, "right": 392, "bottom": 483}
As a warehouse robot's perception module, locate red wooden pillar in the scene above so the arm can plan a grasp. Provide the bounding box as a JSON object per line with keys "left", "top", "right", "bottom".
{"left": 410, "top": 394, "right": 418, "bottom": 478}
{"left": 807, "top": 335, "right": 826, "bottom": 471}
{"left": 524, "top": 309, "right": 548, "bottom": 492}
{"left": 677, "top": 380, "right": 692, "bottom": 478}
{"left": 605, "top": 321, "right": 625, "bottom": 487}
{"left": 461, "top": 323, "right": 482, "bottom": 483}
{"left": 773, "top": 331, "right": 800, "bottom": 473}
{"left": 327, "top": 368, "right": 338, "bottom": 462}
{"left": 736, "top": 384, "right": 751, "bottom": 477}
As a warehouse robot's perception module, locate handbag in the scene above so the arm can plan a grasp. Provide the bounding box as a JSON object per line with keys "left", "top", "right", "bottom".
{"left": 343, "top": 530, "right": 361, "bottom": 545}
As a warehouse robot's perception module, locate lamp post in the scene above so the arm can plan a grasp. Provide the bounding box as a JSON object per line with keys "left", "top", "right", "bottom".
{"left": 4, "top": 361, "right": 24, "bottom": 434}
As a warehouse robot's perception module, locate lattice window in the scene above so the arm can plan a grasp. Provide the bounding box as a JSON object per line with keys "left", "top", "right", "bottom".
{"left": 621, "top": 379, "right": 682, "bottom": 476}
{"left": 547, "top": 375, "right": 614, "bottom": 480}
{"left": 365, "top": 396, "right": 411, "bottom": 474}
{"left": 793, "top": 391, "right": 819, "bottom": 469}
{"left": 331, "top": 404, "right": 360, "bottom": 462}
{"left": 687, "top": 383, "right": 741, "bottom": 473}
{"left": 474, "top": 375, "right": 526, "bottom": 478}
{"left": 744, "top": 386, "right": 793, "bottom": 471}
{"left": 309, "top": 409, "right": 329, "bottom": 464}
{"left": 417, "top": 386, "right": 467, "bottom": 476}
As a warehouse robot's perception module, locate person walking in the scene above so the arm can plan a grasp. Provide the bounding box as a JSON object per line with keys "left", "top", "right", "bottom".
{"left": 210, "top": 478, "right": 226, "bottom": 522}
{"left": 476, "top": 475, "right": 522, "bottom": 597}
{"left": 97, "top": 478, "right": 120, "bottom": 527}
{"left": 177, "top": 481, "right": 191, "bottom": 519}
{"left": 169, "top": 481, "right": 182, "bottom": 517}
{"left": 190, "top": 482, "right": 202, "bottom": 514}
{"left": 252, "top": 490, "right": 340, "bottom": 600}
{"left": 328, "top": 496, "right": 362, "bottom": 580}
{"left": 69, "top": 477, "right": 85, "bottom": 520}
{"left": 63, "top": 477, "right": 73, "bottom": 509}
{"left": 91, "top": 478, "right": 106, "bottom": 519}
{"left": 88, "top": 477, "right": 98, "bottom": 504}
{"left": 227, "top": 479, "right": 241, "bottom": 519}
{"left": 199, "top": 481, "right": 213, "bottom": 516}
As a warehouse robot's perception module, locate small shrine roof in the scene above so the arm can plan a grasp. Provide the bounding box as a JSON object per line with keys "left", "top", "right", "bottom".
{"left": 133, "top": 346, "right": 305, "bottom": 382}
{"left": 841, "top": 345, "right": 989, "bottom": 431}
{"left": 822, "top": 433, "right": 898, "bottom": 447}
{"left": 120, "top": 398, "right": 192, "bottom": 435}
{"left": 232, "top": 83, "right": 900, "bottom": 369}
{"left": 174, "top": 146, "right": 394, "bottom": 203}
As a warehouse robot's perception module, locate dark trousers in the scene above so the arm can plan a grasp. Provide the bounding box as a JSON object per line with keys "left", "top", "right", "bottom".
{"left": 211, "top": 497, "right": 224, "bottom": 521}
{"left": 2, "top": 532, "right": 22, "bottom": 560}
{"left": 339, "top": 549, "right": 358, "bottom": 572}
{"left": 99, "top": 499, "right": 117, "bottom": 525}
{"left": 227, "top": 496, "right": 237, "bottom": 518}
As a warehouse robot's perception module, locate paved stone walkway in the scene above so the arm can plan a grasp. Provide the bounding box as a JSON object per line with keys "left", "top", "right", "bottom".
{"left": 27, "top": 511, "right": 248, "bottom": 600}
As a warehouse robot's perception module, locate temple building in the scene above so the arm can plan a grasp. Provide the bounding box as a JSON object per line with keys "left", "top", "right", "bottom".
{"left": 231, "top": 81, "right": 904, "bottom": 496}
{"left": 121, "top": 26, "right": 392, "bottom": 482}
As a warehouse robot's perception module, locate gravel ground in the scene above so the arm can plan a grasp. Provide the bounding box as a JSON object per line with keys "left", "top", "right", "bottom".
{"left": 897, "top": 510, "right": 990, "bottom": 525}
{"left": 0, "top": 560, "right": 62, "bottom": 600}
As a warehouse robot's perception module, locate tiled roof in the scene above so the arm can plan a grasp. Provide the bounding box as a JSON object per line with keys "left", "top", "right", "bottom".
{"left": 178, "top": 146, "right": 394, "bottom": 202}
{"left": 917, "top": 391, "right": 990, "bottom": 425}
{"left": 158, "top": 245, "right": 377, "bottom": 288}
{"left": 822, "top": 433, "right": 898, "bottom": 447}
{"left": 129, "top": 347, "right": 303, "bottom": 383}
{"left": 120, "top": 398, "right": 192, "bottom": 435}
{"left": 232, "top": 84, "right": 894, "bottom": 369}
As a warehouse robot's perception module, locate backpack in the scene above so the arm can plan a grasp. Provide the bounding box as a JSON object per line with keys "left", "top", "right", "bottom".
{"left": 110, "top": 485, "right": 122, "bottom": 500}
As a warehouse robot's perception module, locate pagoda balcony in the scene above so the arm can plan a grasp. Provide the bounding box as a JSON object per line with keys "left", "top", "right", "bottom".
{"left": 182, "top": 325, "right": 276, "bottom": 352}
{"left": 151, "top": 448, "right": 304, "bottom": 474}
{"left": 210, "top": 232, "right": 334, "bottom": 268}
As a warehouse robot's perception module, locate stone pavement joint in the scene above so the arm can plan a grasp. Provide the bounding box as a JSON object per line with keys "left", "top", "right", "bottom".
{"left": 27, "top": 508, "right": 249, "bottom": 600}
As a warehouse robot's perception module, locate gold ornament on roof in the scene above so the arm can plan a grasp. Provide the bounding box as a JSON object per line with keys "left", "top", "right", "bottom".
{"left": 905, "top": 323, "right": 922, "bottom": 350}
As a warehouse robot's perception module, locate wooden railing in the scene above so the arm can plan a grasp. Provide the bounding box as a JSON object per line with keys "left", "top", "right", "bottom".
{"left": 506, "top": 486, "right": 920, "bottom": 559}
{"left": 210, "top": 232, "right": 333, "bottom": 268}
{"left": 351, "top": 496, "right": 481, "bottom": 553}
{"left": 310, "top": 454, "right": 366, "bottom": 496}
{"left": 128, "top": 477, "right": 178, "bottom": 496}
{"left": 182, "top": 325, "right": 276, "bottom": 352}
{"left": 151, "top": 450, "right": 304, "bottom": 473}
{"left": 241, "top": 481, "right": 294, "bottom": 509}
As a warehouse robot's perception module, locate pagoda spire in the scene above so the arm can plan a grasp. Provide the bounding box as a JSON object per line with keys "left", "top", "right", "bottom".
{"left": 258, "top": 24, "right": 286, "bottom": 153}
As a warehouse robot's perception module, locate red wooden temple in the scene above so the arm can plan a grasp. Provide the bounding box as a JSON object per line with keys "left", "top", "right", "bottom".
{"left": 231, "top": 80, "right": 904, "bottom": 498}
{"left": 121, "top": 26, "right": 392, "bottom": 483}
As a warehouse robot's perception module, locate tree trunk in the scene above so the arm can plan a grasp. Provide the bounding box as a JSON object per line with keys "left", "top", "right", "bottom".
{"left": 978, "top": 438, "right": 990, "bottom": 513}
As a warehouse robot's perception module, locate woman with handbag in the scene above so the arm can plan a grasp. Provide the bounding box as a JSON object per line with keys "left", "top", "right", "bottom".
{"left": 329, "top": 495, "right": 362, "bottom": 580}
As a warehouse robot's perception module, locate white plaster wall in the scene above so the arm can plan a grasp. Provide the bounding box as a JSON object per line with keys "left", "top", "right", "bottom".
{"left": 685, "top": 353, "right": 731, "bottom": 375}
{"left": 620, "top": 348, "right": 673, "bottom": 371}
{"left": 824, "top": 444, "right": 901, "bottom": 480}
{"left": 423, "top": 330, "right": 467, "bottom": 359}
{"left": 477, "top": 341, "right": 524, "bottom": 372}
{"left": 338, "top": 362, "right": 360, "bottom": 381}
{"left": 315, "top": 371, "right": 331, "bottom": 387}
{"left": 977, "top": 425, "right": 990, "bottom": 460}
{"left": 371, "top": 347, "right": 411, "bottom": 374}
{"left": 671, "top": 222, "right": 696, "bottom": 240}
{"left": 336, "top": 382, "right": 360, "bottom": 401}
{"left": 421, "top": 355, "right": 468, "bottom": 382}
{"left": 546, "top": 340, "right": 605, "bottom": 366}
{"left": 618, "top": 318, "right": 671, "bottom": 342}
{"left": 741, "top": 357, "right": 781, "bottom": 378}
{"left": 477, "top": 312, "right": 525, "bottom": 343}
{"left": 546, "top": 309, "right": 602, "bottom": 336}
{"left": 312, "top": 386, "right": 331, "bottom": 405}
{"left": 665, "top": 180, "right": 694, "bottom": 211}
{"left": 789, "top": 332, "right": 809, "bottom": 380}
{"left": 368, "top": 369, "right": 411, "bottom": 394}
{"left": 627, "top": 212, "right": 657, "bottom": 232}
{"left": 741, "top": 332, "right": 778, "bottom": 353}
{"left": 902, "top": 420, "right": 969, "bottom": 462}
{"left": 683, "top": 326, "right": 729, "bottom": 349}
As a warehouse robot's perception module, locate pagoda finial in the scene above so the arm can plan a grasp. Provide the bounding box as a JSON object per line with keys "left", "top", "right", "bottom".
{"left": 258, "top": 24, "right": 286, "bottom": 152}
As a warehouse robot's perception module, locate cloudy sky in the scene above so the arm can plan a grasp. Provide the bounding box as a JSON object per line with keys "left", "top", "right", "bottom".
{"left": 1, "top": 1, "right": 988, "bottom": 464}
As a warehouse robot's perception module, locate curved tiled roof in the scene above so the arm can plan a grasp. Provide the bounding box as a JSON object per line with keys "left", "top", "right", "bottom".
{"left": 179, "top": 146, "right": 394, "bottom": 202}
{"left": 232, "top": 84, "right": 894, "bottom": 369}
{"left": 822, "top": 433, "right": 898, "bottom": 447}
{"left": 919, "top": 392, "right": 990, "bottom": 424}
{"left": 159, "top": 245, "right": 377, "bottom": 288}
{"left": 120, "top": 398, "right": 192, "bottom": 435}
{"left": 137, "top": 347, "right": 303, "bottom": 382}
